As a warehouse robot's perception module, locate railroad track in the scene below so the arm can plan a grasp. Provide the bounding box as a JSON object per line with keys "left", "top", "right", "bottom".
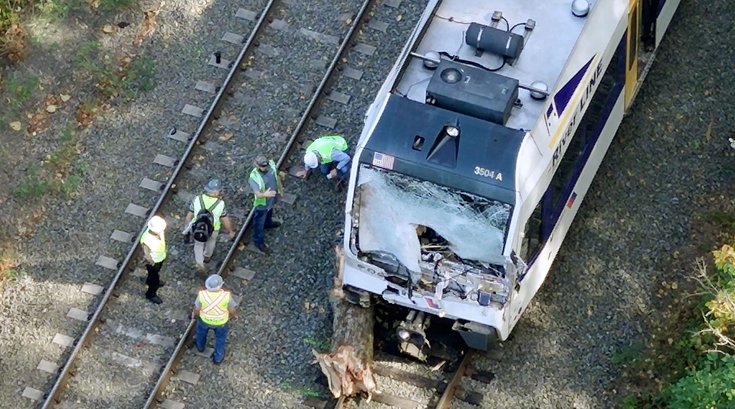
{"left": 332, "top": 349, "right": 491, "bottom": 409}
{"left": 19, "top": 0, "right": 423, "bottom": 408}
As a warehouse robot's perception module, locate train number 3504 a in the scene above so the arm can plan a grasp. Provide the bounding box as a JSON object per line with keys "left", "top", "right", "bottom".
{"left": 474, "top": 166, "right": 503, "bottom": 181}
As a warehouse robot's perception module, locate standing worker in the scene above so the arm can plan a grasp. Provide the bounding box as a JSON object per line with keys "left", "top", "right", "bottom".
{"left": 295, "top": 135, "right": 351, "bottom": 181}
{"left": 192, "top": 274, "right": 237, "bottom": 364}
{"left": 140, "top": 215, "right": 167, "bottom": 304}
{"left": 183, "top": 178, "right": 236, "bottom": 273}
{"left": 248, "top": 155, "right": 283, "bottom": 254}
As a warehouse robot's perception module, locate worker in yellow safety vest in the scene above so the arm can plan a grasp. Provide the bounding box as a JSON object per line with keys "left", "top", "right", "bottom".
{"left": 140, "top": 215, "right": 167, "bottom": 304}
{"left": 192, "top": 274, "right": 238, "bottom": 364}
{"left": 183, "top": 178, "right": 236, "bottom": 274}
{"left": 248, "top": 154, "right": 283, "bottom": 254}
{"left": 294, "top": 135, "right": 351, "bottom": 181}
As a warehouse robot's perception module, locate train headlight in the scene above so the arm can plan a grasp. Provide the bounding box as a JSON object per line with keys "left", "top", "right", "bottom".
{"left": 445, "top": 126, "right": 459, "bottom": 137}
{"left": 397, "top": 329, "right": 411, "bottom": 341}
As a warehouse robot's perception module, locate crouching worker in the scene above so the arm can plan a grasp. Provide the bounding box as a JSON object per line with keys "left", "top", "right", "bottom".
{"left": 295, "top": 135, "right": 351, "bottom": 181}
{"left": 192, "top": 274, "right": 237, "bottom": 365}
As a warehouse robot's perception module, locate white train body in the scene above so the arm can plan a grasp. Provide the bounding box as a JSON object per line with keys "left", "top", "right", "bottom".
{"left": 341, "top": 0, "right": 679, "bottom": 349}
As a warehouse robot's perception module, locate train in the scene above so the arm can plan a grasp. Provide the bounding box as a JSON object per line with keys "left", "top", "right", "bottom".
{"left": 340, "top": 0, "right": 680, "bottom": 356}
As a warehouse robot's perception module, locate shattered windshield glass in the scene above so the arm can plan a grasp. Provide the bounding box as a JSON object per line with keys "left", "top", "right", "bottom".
{"left": 356, "top": 165, "right": 511, "bottom": 271}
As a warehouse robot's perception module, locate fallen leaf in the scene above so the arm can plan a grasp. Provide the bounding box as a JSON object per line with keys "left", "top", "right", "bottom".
{"left": 46, "top": 105, "right": 57, "bottom": 113}
{"left": 60, "top": 94, "right": 71, "bottom": 102}
{"left": 9, "top": 121, "right": 22, "bottom": 131}
{"left": 219, "top": 132, "right": 233, "bottom": 142}
{"left": 671, "top": 282, "right": 678, "bottom": 290}
{"left": 102, "top": 24, "right": 116, "bottom": 34}
{"left": 704, "top": 120, "right": 713, "bottom": 142}
{"left": 396, "top": 15, "right": 403, "bottom": 21}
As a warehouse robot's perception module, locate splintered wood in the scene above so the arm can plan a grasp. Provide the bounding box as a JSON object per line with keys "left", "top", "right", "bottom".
{"left": 312, "top": 247, "right": 376, "bottom": 400}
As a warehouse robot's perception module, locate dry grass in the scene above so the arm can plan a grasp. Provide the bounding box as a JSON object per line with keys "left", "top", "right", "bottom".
{"left": 0, "top": 21, "right": 27, "bottom": 63}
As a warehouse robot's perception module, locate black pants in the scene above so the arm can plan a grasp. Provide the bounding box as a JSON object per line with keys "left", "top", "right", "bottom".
{"left": 145, "top": 261, "right": 163, "bottom": 298}
{"left": 252, "top": 207, "right": 273, "bottom": 247}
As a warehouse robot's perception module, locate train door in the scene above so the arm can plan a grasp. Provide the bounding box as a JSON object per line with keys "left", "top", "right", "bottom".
{"left": 624, "top": 0, "right": 641, "bottom": 108}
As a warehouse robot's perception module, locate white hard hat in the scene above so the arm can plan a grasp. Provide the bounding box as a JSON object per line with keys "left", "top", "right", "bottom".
{"left": 205, "top": 274, "right": 224, "bottom": 291}
{"left": 147, "top": 215, "right": 167, "bottom": 234}
{"left": 304, "top": 151, "right": 318, "bottom": 169}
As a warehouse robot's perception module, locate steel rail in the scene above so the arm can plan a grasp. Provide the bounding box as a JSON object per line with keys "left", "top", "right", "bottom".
{"left": 434, "top": 350, "right": 474, "bottom": 409}
{"left": 142, "top": 0, "right": 378, "bottom": 406}
{"left": 39, "top": 2, "right": 277, "bottom": 407}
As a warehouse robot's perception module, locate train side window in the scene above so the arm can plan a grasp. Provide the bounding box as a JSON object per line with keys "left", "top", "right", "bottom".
{"left": 521, "top": 200, "right": 543, "bottom": 261}
{"left": 548, "top": 42, "right": 624, "bottom": 214}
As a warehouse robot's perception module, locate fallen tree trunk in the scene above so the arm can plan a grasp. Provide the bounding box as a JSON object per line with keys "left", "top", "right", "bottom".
{"left": 312, "top": 246, "right": 376, "bottom": 400}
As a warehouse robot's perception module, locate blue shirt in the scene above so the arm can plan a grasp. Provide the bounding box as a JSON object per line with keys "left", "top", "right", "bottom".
{"left": 330, "top": 148, "right": 351, "bottom": 171}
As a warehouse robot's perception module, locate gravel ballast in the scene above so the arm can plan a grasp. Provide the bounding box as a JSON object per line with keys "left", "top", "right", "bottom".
{"left": 1, "top": 0, "right": 733, "bottom": 408}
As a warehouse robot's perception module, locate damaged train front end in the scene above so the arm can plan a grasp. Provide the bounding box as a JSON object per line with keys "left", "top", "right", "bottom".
{"left": 341, "top": 95, "right": 527, "bottom": 353}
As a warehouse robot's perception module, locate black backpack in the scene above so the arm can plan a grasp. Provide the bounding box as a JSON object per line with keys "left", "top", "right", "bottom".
{"left": 192, "top": 196, "right": 221, "bottom": 242}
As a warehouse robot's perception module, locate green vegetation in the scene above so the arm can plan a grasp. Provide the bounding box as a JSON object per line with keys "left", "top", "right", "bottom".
{"left": 15, "top": 123, "right": 87, "bottom": 200}
{"left": 99, "top": 0, "right": 136, "bottom": 11}
{"left": 39, "top": 0, "right": 78, "bottom": 22}
{"left": 0, "top": 0, "right": 28, "bottom": 31}
{"left": 76, "top": 40, "right": 157, "bottom": 100}
{"left": 280, "top": 382, "right": 325, "bottom": 400}
{"left": 2, "top": 71, "right": 39, "bottom": 115}
{"left": 303, "top": 336, "right": 330, "bottom": 352}
{"left": 611, "top": 342, "right": 646, "bottom": 368}
{"left": 15, "top": 163, "right": 54, "bottom": 199}
{"left": 625, "top": 245, "right": 735, "bottom": 408}
{"left": 665, "top": 354, "right": 735, "bottom": 408}
{"left": 0, "top": 268, "right": 26, "bottom": 281}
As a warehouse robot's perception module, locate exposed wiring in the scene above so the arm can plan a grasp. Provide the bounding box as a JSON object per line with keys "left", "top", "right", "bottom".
{"left": 435, "top": 14, "right": 472, "bottom": 25}
{"left": 397, "top": 77, "right": 430, "bottom": 98}
{"left": 499, "top": 16, "right": 510, "bottom": 32}
{"left": 438, "top": 50, "right": 506, "bottom": 72}
{"left": 509, "top": 22, "right": 526, "bottom": 33}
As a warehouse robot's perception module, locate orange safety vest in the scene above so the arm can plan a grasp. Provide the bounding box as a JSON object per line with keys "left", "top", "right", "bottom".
{"left": 198, "top": 290, "right": 231, "bottom": 326}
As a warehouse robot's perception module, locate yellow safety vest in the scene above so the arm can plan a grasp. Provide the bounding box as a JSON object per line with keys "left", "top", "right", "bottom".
{"left": 249, "top": 160, "right": 282, "bottom": 207}
{"left": 198, "top": 290, "right": 231, "bottom": 326}
{"left": 306, "top": 135, "right": 348, "bottom": 164}
{"left": 140, "top": 228, "right": 166, "bottom": 263}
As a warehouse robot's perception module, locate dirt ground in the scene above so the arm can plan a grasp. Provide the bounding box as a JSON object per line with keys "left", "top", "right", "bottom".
{"left": 1, "top": 1, "right": 161, "bottom": 281}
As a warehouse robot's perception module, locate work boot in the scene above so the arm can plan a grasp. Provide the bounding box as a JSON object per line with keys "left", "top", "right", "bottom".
{"left": 256, "top": 243, "right": 270, "bottom": 254}
{"left": 264, "top": 221, "right": 281, "bottom": 229}
{"left": 147, "top": 295, "right": 163, "bottom": 304}
{"left": 196, "top": 265, "right": 207, "bottom": 279}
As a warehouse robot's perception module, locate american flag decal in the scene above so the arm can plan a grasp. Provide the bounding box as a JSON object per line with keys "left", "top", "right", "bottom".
{"left": 372, "top": 152, "right": 395, "bottom": 170}
{"left": 566, "top": 192, "right": 578, "bottom": 209}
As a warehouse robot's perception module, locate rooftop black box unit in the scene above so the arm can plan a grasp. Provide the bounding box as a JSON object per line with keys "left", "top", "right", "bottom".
{"left": 426, "top": 60, "right": 519, "bottom": 125}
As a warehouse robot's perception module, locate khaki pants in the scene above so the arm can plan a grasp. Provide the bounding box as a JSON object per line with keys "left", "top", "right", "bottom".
{"left": 194, "top": 230, "right": 219, "bottom": 268}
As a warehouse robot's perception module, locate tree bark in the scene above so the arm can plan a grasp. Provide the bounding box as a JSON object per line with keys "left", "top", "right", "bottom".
{"left": 312, "top": 246, "right": 376, "bottom": 400}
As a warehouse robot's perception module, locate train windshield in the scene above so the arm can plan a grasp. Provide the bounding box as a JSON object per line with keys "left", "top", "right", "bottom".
{"left": 354, "top": 165, "right": 511, "bottom": 271}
